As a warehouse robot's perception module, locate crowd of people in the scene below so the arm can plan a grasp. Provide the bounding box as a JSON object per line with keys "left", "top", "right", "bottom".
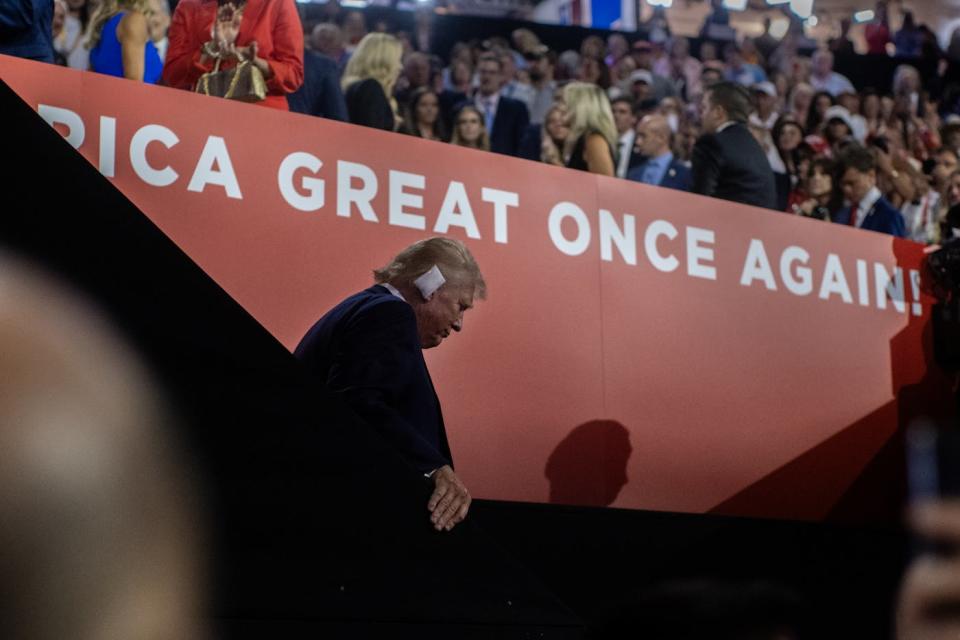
{"left": 4, "top": 0, "right": 960, "bottom": 242}
{"left": 9, "top": 2, "right": 960, "bottom": 637}
{"left": 296, "top": 1, "right": 960, "bottom": 243}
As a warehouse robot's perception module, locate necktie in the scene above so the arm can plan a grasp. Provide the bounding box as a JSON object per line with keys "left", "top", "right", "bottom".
{"left": 848, "top": 203, "right": 858, "bottom": 227}
{"left": 484, "top": 99, "right": 495, "bottom": 134}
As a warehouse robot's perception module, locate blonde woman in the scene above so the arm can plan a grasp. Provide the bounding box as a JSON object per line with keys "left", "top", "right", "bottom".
{"left": 450, "top": 104, "right": 490, "bottom": 151}
{"left": 341, "top": 32, "right": 403, "bottom": 131}
{"left": 86, "top": 0, "right": 162, "bottom": 83}
{"left": 562, "top": 81, "right": 617, "bottom": 176}
{"left": 540, "top": 102, "right": 569, "bottom": 166}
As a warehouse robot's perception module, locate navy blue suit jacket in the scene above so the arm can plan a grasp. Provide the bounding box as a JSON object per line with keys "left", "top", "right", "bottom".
{"left": 294, "top": 285, "right": 452, "bottom": 474}
{"left": 488, "top": 95, "right": 530, "bottom": 157}
{"left": 447, "top": 93, "right": 530, "bottom": 156}
{"left": 626, "top": 158, "right": 692, "bottom": 192}
{"left": 518, "top": 123, "right": 542, "bottom": 161}
{"left": 287, "top": 50, "right": 348, "bottom": 122}
{"left": 832, "top": 195, "right": 906, "bottom": 237}
{"left": 0, "top": 0, "right": 53, "bottom": 62}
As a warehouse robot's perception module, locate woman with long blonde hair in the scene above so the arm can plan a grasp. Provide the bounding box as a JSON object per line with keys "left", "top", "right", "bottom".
{"left": 562, "top": 81, "right": 617, "bottom": 176}
{"left": 341, "top": 32, "right": 403, "bottom": 131}
{"left": 540, "top": 102, "right": 569, "bottom": 166}
{"left": 86, "top": 0, "right": 162, "bottom": 83}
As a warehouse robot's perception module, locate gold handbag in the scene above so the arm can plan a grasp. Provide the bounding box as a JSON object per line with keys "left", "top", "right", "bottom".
{"left": 195, "top": 56, "right": 267, "bottom": 103}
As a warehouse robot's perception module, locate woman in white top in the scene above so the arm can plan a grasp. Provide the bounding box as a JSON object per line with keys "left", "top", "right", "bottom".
{"left": 54, "top": 0, "right": 91, "bottom": 69}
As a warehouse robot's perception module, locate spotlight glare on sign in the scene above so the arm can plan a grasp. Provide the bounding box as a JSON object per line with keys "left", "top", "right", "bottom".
{"left": 723, "top": 0, "right": 748, "bottom": 10}
{"left": 854, "top": 9, "right": 875, "bottom": 22}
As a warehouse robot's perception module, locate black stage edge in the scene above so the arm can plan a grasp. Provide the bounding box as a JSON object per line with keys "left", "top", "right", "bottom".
{"left": 1, "top": 78, "right": 909, "bottom": 638}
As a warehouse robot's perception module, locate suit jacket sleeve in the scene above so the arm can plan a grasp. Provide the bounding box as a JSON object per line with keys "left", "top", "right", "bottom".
{"left": 888, "top": 206, "right": 906, "bottom": 238}
{"left": 0, "top": 0, "right": 32, "bottom": 34}
{"left": 327, "top": 299, "right": 450, "bottom": 474}
{"left": 320, "top": 60, "right": 349, "bottom": 122}
{"left": 262, "top": 0, "right": 303, "bottom": 95}
{"left": 510, "top": 99, "right": 530, "bottom": 157}
{"left": 673, "top": 161, "right": 693, "bottom": 191}
{"left": 501, "top": 98, "right": 530, "bottom": 156}
{"left": 162, "top": 1, "right": 213, "bottom": 90}
{"left": 691, "top": 133, "right": 722, "bottom": 197}
{"left": 517, "top": 123, "right": 542, "bottom": 161}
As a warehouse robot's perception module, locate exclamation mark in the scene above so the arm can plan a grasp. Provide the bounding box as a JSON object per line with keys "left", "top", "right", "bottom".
{"left": 909, "top": 269, "right": 922, "bottom": 316}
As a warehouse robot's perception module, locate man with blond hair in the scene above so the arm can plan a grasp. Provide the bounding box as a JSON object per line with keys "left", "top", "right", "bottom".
{"left": 295, "top": 237, "right": 485, "bottom": 532}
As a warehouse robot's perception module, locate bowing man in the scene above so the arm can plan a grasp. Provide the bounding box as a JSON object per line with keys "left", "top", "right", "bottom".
{"left": 295, "top": 237, "right": 486, "bottom": 532}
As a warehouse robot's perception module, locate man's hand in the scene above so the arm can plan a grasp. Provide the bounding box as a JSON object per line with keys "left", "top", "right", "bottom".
{"left": 427, "top": 465, "right": 470, "bottom": 531}
{"left": 897, "top": 501, "right": 960, "bottom": 640}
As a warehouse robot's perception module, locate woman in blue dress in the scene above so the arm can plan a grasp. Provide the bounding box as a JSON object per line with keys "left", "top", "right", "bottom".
{"left": 86, "top": 0, "right": 162, "bottom": 83}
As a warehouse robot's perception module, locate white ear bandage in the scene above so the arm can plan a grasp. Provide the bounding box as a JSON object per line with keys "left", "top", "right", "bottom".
{"left": 414, "top": 264, "right": 446, "bottom": 300}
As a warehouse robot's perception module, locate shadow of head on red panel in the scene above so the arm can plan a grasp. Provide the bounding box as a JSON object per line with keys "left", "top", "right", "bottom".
{"left": 545, "top": 420, "right": 633, "bottom": 507}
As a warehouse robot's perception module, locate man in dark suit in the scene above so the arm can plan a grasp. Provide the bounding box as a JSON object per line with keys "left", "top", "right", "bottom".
{"left": 287, "top": 49, "right": 349, "bottom": 121}
{"left": 627, "top": 114, "right": 692, "bottom": 192}
{"left": 832, "top": 145, "right": 906, "bottom": 236}
{"left": 691, "top": 81, "right": 777, "bottom": 209}
{"left": 474, "top": 53, "right": 530, "bottom": 157}
{"left": 295, "top": 238, "right": 485, "bottom": 532}
{"left": 0, "top": 0, "right": 54, "bottom": 62}
{"left": 611, "top": 96, "right": 639, "bottom": 179}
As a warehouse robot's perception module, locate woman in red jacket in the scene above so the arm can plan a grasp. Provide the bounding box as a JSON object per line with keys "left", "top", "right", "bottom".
{"left": 162, "top": 0, "right": 303, "bottom": 110}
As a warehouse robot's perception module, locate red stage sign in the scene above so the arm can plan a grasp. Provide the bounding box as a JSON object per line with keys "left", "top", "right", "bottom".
{"left": 2, "top": 55, "right": 948, "bottom": 521}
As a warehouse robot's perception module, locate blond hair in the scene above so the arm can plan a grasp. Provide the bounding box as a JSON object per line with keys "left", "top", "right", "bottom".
{"left": 341, "top": 33, "right": 403, "bottom": 97}
{"left": 450, "top": 105, "right": 490, "bottom": 151}
{"left": 562, "top": 81, "right": 618, "bottom": 160}
{"left": 374, "top": 237, "right": 487, "bottom": 299}
{"left": 85, "top": 0, "right": 151, "bottom": 49}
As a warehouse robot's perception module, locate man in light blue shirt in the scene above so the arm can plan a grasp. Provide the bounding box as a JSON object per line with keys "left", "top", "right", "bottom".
{"left": 640, "top": 150, "right": 672, "bottom": 186}
{"left": 627, "top": 115, "right": 692, "bottom": 192}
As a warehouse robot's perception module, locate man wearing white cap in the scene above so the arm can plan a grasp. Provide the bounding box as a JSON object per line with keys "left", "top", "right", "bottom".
{"left": 629, "top": 69, "right": 655, "bottom": 104}
{"left": 822, "top": 105, "right": 857, "bottom": 149}
{"left": 748, "top": 81, "right": 779, "bottom": 133}
{"left": 630, "top": 40, "right": 676, "bottom": 102}
{"left": 295, "top": 237, "right": 486, "bottom": 532}
{"left": 748, "top": 81, "right": 781, "bottom": 174}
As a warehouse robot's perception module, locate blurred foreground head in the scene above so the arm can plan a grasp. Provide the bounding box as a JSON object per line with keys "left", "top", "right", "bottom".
{"left": 0, "top": 254, "right": 204, "bottom": 640}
